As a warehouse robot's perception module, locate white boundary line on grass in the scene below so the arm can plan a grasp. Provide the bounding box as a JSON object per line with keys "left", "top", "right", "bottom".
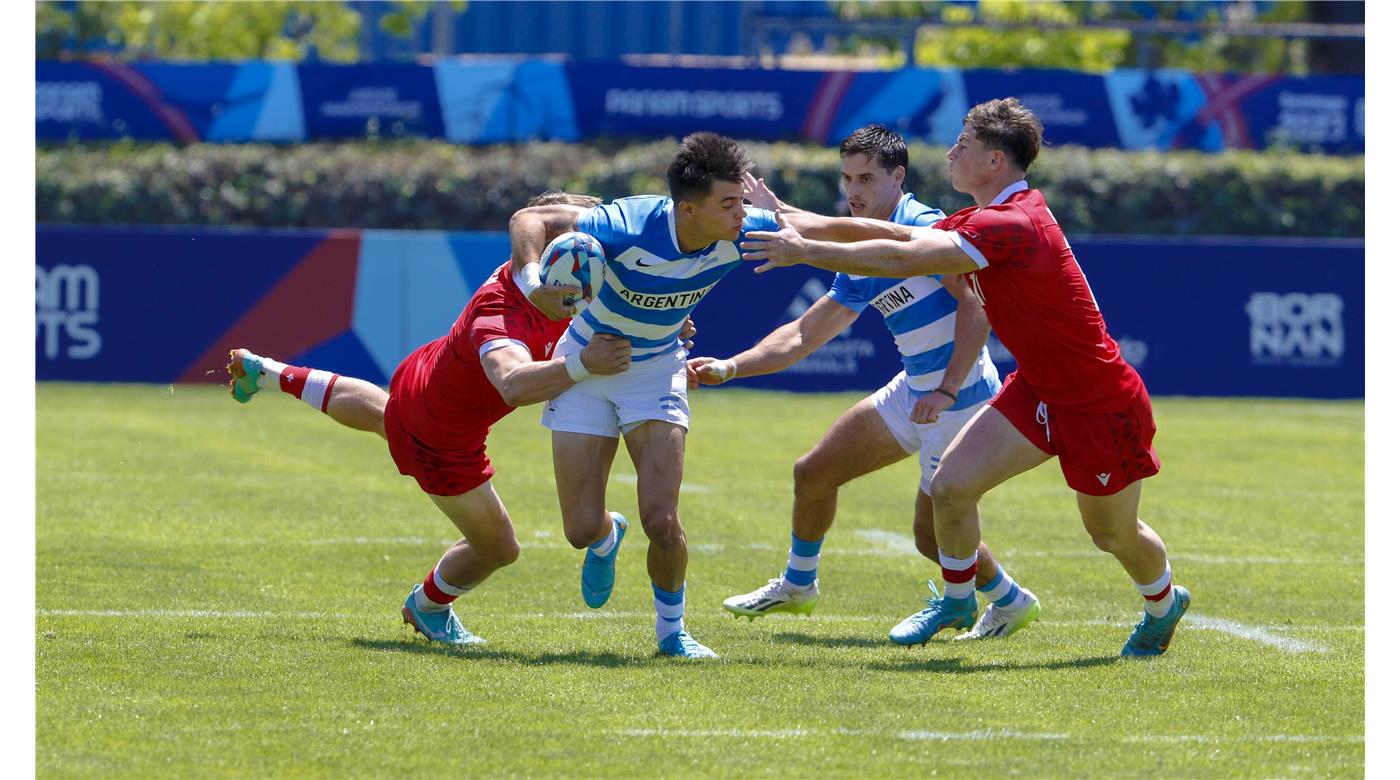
{"left": 614, "top": 728, "right": 1361, "bottom": 745}
{"left": 618, "top": 727, "right": 1071, "bottom": 742}
{"left": 1183, "top": 614, "right": 1329, "bottom": 654}
{"left": 610, "top": 473, "right": 713, "bottom": 494}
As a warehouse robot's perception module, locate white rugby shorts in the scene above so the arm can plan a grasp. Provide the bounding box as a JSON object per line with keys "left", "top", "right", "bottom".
{"left": 870, "top": 371, "right": 986, "bottom": 495}
{"left": 542, "top": 339, "right": 689, "bottom": 437}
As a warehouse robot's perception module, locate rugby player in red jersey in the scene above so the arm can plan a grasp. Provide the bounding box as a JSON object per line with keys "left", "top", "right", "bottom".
{"left": 739, "top": 98, "right": 1189, "bottom": 658}
{"left": 226, "top": 192, "right": 646, "bottom": 647}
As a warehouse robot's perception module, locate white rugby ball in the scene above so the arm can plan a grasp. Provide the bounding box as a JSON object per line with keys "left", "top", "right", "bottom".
{"left": 539, "top": 231, "right": 606, "bottom": 308}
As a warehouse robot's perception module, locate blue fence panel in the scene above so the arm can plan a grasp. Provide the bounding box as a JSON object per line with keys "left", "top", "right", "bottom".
{"left": 36, "top": 225, "right": 1363, "bottom": 399}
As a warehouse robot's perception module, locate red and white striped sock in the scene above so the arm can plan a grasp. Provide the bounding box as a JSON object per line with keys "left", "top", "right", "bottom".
{"left": 256, "top": 357, "right": 339, "bottom": 414}
{"left": 938, "top": 550, "right": 978, "bottom": 601}
{"left": 1136, "top": 564, "right": 1176, "bottom": 618}
{"left": 414, "top": 566, "right": 474, "bottom": 613}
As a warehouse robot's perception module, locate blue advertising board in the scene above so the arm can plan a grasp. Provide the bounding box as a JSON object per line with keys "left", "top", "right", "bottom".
{"left": 36, "top": 225, "right": 1362, "bottom": 400}
{"left": 36, "top": 60, "right": 1365, "bottom": 154}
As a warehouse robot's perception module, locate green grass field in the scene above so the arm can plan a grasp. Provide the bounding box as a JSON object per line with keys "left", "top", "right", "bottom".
{"left": 36, "top": 383, "right": 1364, "bottom": 777}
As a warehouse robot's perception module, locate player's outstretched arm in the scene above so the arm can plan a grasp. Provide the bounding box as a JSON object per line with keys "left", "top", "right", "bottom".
{"left": 739, "top": 173, "right": 908, "bottom": 244}
{"left": 742, "top": 223, "right": 979, "bottom": 279}
{"left": 482, "top": 335, "right": 631, "bottom": 408}
{"left": 785, "top": 212, "right": 917, "bottom": 244}
{"left": 689, "top": 296, "right": 858, "bottom": 386}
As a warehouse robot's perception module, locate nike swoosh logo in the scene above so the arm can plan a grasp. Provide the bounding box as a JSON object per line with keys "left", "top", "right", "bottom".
{"left": 636, "top": 258, "right": 662, "bottom": 267}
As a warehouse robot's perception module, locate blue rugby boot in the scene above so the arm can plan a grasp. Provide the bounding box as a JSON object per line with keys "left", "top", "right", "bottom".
{"left": 888, "top": 580, "right": 978, "bottom": 647}
{"left": 658, "top": 629, "right": 718, "bottom": 659}
{"left": 581, "top": 512, "right": 628, "bottom": 609}
{"left": 226, "top": 348, "right": 264, "bottom": 403}
{"left": 401, "top": 586, "right": 486, "bottom": 646}
{"left": 1121, "top": 586, "right": 1191, "bottom": 658}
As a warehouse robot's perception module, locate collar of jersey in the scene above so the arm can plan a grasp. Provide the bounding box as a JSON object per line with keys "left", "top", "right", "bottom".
{"left": 990, "top": 180, "right": 1030, "bottom": 206}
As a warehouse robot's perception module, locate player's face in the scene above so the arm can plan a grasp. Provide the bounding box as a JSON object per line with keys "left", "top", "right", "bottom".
{"left": 946, "top": 127, "right": 997, "bottom": 194}
{"left": 687, "top": 179, "right": 748, "bottom": 243}
{"left": 840, "top": 153, "right": 905, "bottom": 220}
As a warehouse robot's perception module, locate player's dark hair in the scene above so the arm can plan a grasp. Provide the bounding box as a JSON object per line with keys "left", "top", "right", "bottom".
{"left": 666, "top": 133, "right": 754, "bottom": 204}
{"left": 839, "top": 125, "right": 908, "bottom": 173}
{"left": 964, "top": 97, "right": 1044, "bottom": 171}
{"left": 526, "top": 191, "right": 602, "bottom": 208}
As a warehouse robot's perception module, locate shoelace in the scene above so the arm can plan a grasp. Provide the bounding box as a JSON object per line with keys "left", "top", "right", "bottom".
{"left": 749, "top": 578, "right": 787, "bottom": 602}
{"left": 1130, "top": 613, "right": 1163, "bottom": 643}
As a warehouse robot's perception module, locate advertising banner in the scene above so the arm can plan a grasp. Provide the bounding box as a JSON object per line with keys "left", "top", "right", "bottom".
{"left": 38, "top": 60, "right": 1364, "bottom": 154}
{"left": 37, "top": 226, "right": 1363, "bottom": 399}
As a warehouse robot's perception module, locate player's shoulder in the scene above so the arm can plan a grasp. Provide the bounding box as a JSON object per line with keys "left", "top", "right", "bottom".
{"left": 893, "top": 193, "right": 946, "bottom": 227}
{"left": 607, "top": 195, "right": 670, "bottom": 219}
{"left": 583, "top": 195, "right": 670, "bottom": 240}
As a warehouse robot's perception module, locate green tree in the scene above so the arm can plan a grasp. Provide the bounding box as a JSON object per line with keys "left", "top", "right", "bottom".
{"left": 914, "top": 0, "right": 1132, "bottom": 71}
{"left": 831, "top": 0, "right": 1316, "bottom": 74}
{"left": 34, "top": 1, "right": 442, "bottom": 62}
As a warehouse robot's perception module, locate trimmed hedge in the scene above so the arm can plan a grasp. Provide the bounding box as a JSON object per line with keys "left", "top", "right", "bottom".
{"left": 36, "top": 140, "right": 1363, "bottom": 237}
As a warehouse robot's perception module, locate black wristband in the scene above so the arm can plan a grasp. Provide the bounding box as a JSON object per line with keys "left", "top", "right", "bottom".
{"left": 933, "top": 387, "right": 958, "bottom": 402}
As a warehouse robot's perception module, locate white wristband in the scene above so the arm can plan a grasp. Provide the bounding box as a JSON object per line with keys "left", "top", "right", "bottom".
{"left": 710, "top": 359, "right": 737, "bottom": 383}
{"left": 564, "top": 352, "right": 590, "bottom": 382}
{"left": 513, "top": 262, "right": 543, "bottom": 298}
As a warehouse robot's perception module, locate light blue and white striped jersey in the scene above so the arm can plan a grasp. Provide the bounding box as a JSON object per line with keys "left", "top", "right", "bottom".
{"left": 572, "top": 195, "right": 779, "bottom": 362}
{"left": 826, "top": 193, "right": 1001, "bottom": 411}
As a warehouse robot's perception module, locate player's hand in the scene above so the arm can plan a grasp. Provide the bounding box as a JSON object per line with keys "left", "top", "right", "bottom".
{"left": 909, "top": 390, "right": 955, "bottom": 424}
{"left": 687, "top": 357, "right": 735, "bottom": 387}
{"left": 529, "top": 285, "right": 583, "bottom": 320}
{"left": 740, "top": 213, "right": 807, "bottom": 274}
{"left": 680, "top": 316, "right": 698, "bottom": 351}
{"left": 580, "top": 334, "right": 631, "bottom": 376}
{"left": 741, "top": 172, "right": 782, "bottom": 211}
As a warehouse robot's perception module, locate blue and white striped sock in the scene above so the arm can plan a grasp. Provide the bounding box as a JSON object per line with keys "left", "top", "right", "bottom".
{"left": 780, "top": 533, "right": 823, "bottom": 591}
{"left": 976, "top": 563, "right": 1027, "bottom": 610}
{"left": 653, "top": 583, "right": 686, "bottom": 641}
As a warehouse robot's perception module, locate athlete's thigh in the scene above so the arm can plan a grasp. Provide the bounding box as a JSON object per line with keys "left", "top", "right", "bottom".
{"left": 937, "top": 404, "right": 1053, "bottom": 497}
{"left": 914, "top": 402, "right": 983, "bottom": 494}
{"left": 551, "top": 430, "right": 620, "bottom": 513}
{"left": 614, "top": 350, "right": 690, "bottom": 431}
{"left": 1076, "top": 479, "right": 1144, "bottom": 536}
{"left": 803, "top": 395, "right": 912, "bottom": 485}
{"left": 427, "top": 479, "right": 516, "bottom": 549}
{"left": 622, "top": 420, "right": 686, "bottom": 515}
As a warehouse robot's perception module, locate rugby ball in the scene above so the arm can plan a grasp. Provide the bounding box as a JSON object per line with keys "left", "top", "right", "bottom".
{"left": 539, "top": 231, "right": 606, "bottom": 308}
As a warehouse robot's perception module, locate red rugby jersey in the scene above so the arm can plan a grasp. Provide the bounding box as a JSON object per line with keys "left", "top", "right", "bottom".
{"left": 391, "top": 262, "right": 570, "bottom": 444}
{"left": 937, "top": 182, "right": 1144, "bottom": 412}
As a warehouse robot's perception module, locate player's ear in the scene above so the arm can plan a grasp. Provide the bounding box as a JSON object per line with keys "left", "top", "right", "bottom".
{"left": 893, "top": 165, "right": 906, "bottom": 186}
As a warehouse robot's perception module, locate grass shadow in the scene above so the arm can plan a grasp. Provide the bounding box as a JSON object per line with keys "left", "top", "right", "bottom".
{"left": 351, "top": 637, "right": 636, "bottom": 668}
{"left": 867, "top": 653, "right": 1122, "bottom": 674}
{"left": 771, "top": 631, "right": 889, "bottom": 649}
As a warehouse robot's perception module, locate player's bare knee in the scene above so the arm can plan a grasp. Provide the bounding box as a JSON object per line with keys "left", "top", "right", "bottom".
{"left": 1084, "top": 525, "right": 1127, "bottom": 554}
{"left": 928, "top": 471, "right": 976, "bottom": 511}
{"left": 486, "top": 535, "right": 521, "bottom": 567}
{"left": 912, "top": 526, "right": 940, "bottom": 561}
{"left": 639, "top": 513, "right": 685, "bottom": 549}
{"left": 793, "top": 451, "right": 839, "bottom": 497}
{"left": 563, "top": 520, "right": 605, "bottom": 550}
